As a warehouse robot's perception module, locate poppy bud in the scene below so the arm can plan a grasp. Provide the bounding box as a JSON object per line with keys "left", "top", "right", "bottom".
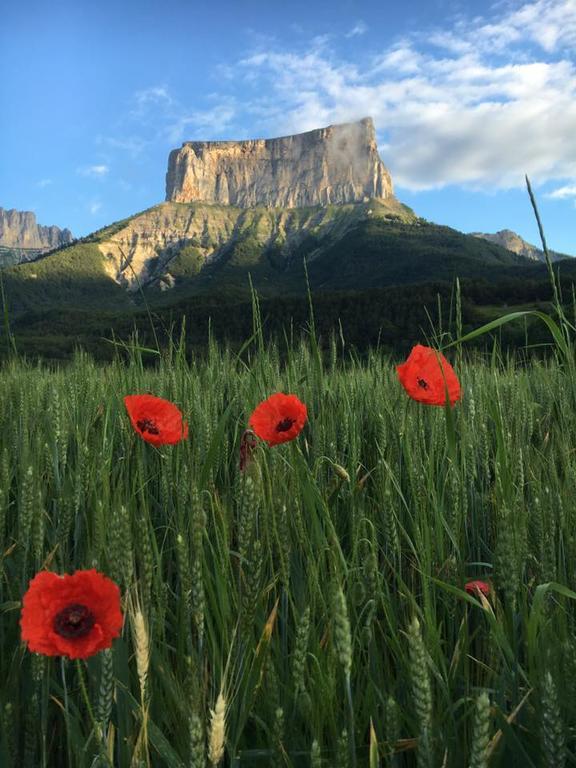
{"left": 239, "top": 429, "right": 257, "bottom": 472}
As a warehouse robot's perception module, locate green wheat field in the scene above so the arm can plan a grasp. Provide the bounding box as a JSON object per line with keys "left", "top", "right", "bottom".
{"left": 2, "top": 325, "right": 576, "bottom": 767}
{"left": 1, "top": 193, "right": 576, "bottom": 767}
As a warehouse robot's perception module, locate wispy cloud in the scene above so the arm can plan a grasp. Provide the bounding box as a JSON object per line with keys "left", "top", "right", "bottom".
{"left": 116, "top": 85, "right": 237, "bottom": 145}
{"left": 230, "top": 0, "right": 576, "bottom": 191}
{"left": 92, "top": 0, "right": 576, "bottom": 197}
{"left": 36, "top": 178, "right": 53, "bottom": 188}
{"left": 78, "top": 164, "right": 109, "bottom": 178}
{"left": 546, "top": 184, "right": 576, "bottom": 198}
{"left": 96, "top": 135, "right": 149, "bottom": 157}
{"left": 165, "top": 102, "right": 237, "bottom": 143}
{"left": 346, "top": 21, "right": 368, "bottom": 38}
{"left": 423, "top": 0, "right": 576, "bottom": 55}
{"left": 131, "top": 85, "right": 174, "bottom": 116}
{"left": 88, "top": 200, "right": 102, "bottom": 215}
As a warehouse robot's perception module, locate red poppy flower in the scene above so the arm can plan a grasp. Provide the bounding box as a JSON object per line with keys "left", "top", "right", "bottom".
{"left": 396, "top": 345, "right": 461, "bottom": 406}
{"left": 124, "top": 394, "right": 188, "bottom": 446}
{"left": 248, "top": 393, "right": 307, "bottom": 447}
{"left": 464, "top": 580, "right": 491, "bottom": 598}
{"left": 20, "top": 569, "right": 123, "bottom": 659}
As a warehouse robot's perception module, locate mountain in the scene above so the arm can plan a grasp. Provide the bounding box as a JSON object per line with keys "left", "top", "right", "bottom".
{"left": 0, "top": 118, "right": 548, "bottom": 321}
{"left": 0, "top": 208, "right": 74, "bottom": 267}
{"left": 470, "top": 229, "right": 571, "bottom": 262}
{"left": 2, "top": 199, "right": 534, "bottom": 316}
{"left": 166, "top": 116, "right": 393, "bottom": 207}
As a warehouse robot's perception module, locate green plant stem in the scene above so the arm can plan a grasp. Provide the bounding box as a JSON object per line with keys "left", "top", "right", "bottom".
{"left": 346, "top": 673, "right": 357, "bottom": 768}
{"left": 60, "top": 659, "right": 73, "bottom": 768}
{"left": 525, "top": 176, "right": 565, "bottom": 326}
{"left": 75, "top": 659, "right": 113, "bottom": 767}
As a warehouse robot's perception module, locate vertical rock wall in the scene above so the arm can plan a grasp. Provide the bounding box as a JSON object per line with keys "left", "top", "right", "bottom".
{"left": 165, "top": 117, "right": 393, "bottom": 208}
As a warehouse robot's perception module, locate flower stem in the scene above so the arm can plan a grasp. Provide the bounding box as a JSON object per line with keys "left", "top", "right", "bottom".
{"left": 75, "top": 658, "right": 113, "bottom": 767}
{"left": 60, "top": 659, "right": 72, "bottom": 768}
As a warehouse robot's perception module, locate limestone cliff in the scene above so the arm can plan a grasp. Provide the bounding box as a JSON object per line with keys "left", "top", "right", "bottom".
{"left": 165, "top": 117, "right": 393, "bottom": 208}
{"left": 0, "top": 207, "right": 73, "bottom": 250}
{"left": 471, "top": 229, "right": 571, "bottom": 262}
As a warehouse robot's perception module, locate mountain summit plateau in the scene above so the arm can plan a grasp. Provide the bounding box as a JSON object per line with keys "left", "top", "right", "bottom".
{"left": 165, "top": 117, "right": 393, "bottom": 208}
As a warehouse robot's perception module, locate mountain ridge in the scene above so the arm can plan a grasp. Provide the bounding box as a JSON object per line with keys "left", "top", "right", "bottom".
{"left": 4, "top": 118, "right": 571, "bottom": 328}
{"left": 0, "top": 207, "right": 73, "bottom": 267}
{"left": 2, "top": 198, "right": 542, "bottom": 318}
{"left": 470, "top": 228, "right": 571, "bottom": 262}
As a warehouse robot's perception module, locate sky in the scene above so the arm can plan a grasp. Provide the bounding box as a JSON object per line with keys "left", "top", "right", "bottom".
{"left": 1, "top": 0, "right": 575, "bottom": 255}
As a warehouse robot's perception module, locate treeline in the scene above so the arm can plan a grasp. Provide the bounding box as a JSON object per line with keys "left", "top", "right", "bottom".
{"left": 2, "top": 273, "right": 574, "bottom": 364}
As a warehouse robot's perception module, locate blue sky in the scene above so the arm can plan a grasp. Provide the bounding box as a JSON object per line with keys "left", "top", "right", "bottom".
{"left": 1, "top": 0, "right": 575, "bottom": 254}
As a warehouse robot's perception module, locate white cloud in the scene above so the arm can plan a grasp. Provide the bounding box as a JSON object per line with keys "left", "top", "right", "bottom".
{"left": 36, "top": 178, "right": 53, "bottom": 188}
{"left": 231, "top": 0, "right": 576, "bottom": 191}
{"left": 426, "top": 0, "right": 576, "bottom": 54}
{"left": 346, "top": 21, "right": 368, "bottom": 38}
{"left": 133, "top": 85, "right": 174, "bottom": 110}
{"left": 165, "top": 102, "right": 237, "bottom": 143}
{"left": 120, "top": 84, "right": 237, "bottom": 145}
{"left": 78, "top": 164, "right": 109, "bottom": 178}
{"left": 547, "top": 183, "right": 576, "bottom": 198}
{"left": 371, "top": 44, "right": 423, "bottom": 75}
{"left": 88, "top": 201, "right": 102, "bottom": 215}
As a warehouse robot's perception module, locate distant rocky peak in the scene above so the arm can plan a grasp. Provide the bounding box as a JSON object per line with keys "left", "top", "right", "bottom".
{"left": 0, "top": 207, "right": 73, "bottom": 250}
{"left": 470, "top": 229, "right": 570, "bottom": 262}
{"left": 165, "top": 117, "right": 394, "bottom": 208}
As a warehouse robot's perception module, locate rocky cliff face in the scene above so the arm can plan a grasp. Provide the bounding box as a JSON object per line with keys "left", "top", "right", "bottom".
{"left": 0, "top": 207, "right": 73, "bottom": 250}
{"left": 166, "top": 117, "right": 393, "bottom": 208}
{"left": 471, "top": 229, "right": 571, "bottom": 262}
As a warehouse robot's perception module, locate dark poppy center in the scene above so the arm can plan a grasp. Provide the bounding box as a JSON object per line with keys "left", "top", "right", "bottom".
{"left": 136, "top": 418, "right": 160, "bottom": 435}
{"left": 53, "top": 603, "right": 95, "bottom": 639}
{"left": 275, "top": 417, "right": 295, "bottom": 433}
{"left": 417, "top": 377, "right": 429, "bottom": 390}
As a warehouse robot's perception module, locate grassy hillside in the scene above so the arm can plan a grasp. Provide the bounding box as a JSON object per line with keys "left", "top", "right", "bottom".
{"left": 303, "top": 219, "right": 531, "bottom": 290}
{"left": 2, "top": 242, "right": 128, "bottom": 313}
{"left": 2, "top": 200, "right": 539, "bottom": 318}
{"left": 4, "top": 200, "right": 574, "bottom": 364}
{"left": 145, "top": 216, "right": 538, "bottom": 308}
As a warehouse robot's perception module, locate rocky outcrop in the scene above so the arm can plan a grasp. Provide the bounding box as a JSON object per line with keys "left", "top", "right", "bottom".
{"left": 471, "top": 229, "right": 571, "bottom": 262}
{"left": 166, "top": 117, "right": 393, "bottom": 208}
{"left": 0, "top": 207, "right": 73, "bottom": 250}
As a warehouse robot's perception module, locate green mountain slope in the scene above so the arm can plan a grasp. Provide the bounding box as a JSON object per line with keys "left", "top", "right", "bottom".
{"left": 1, "top": 198, "right": 550, "bottom": 318}
{"left": 3, "top": 242, "right": 128, "bottom": 312}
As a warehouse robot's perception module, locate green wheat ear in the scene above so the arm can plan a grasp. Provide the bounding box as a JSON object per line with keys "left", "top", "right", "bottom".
{"left": 271, "top": 707, "right": 285, "bottom": 768}
{"left": 311, "top": 739, "right": 322, "bottom": 768}
{"left": 332, "top": 583, "right": 352, "bottom": 677}
{"left": 407, "top": 617, "right": 433, "bottom": 768}
{"left": 188, "top": 709, "right": 205, "bottom": 768}
{"left": 468, "top": 691, "right": 491, "bottom": 768}
{"left": 292, "top": 605, "right": 311, "bottom": 699}
{"left": 191, "top": 485, "right": 206, "bottom": 649}
{"left": 541, "top": 671, "right": 566, "bottom": 768}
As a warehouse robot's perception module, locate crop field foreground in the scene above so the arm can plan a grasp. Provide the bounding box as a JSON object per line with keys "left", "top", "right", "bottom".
{"left": 1, "top": 327, "right": 576, "bottom": 768}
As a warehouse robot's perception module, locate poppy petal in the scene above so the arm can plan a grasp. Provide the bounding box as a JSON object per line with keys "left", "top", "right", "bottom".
{"left": 397, "top": 345, "right": 461, "bottom": 406}
{"left": 249, "top": 393, "right": 307, "bottom": 446}
{"left": 124, "top": 394, "right": 188, "bottom": 445}
{"left": 20, "top": 569, "right": 123, "bottom": 660}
